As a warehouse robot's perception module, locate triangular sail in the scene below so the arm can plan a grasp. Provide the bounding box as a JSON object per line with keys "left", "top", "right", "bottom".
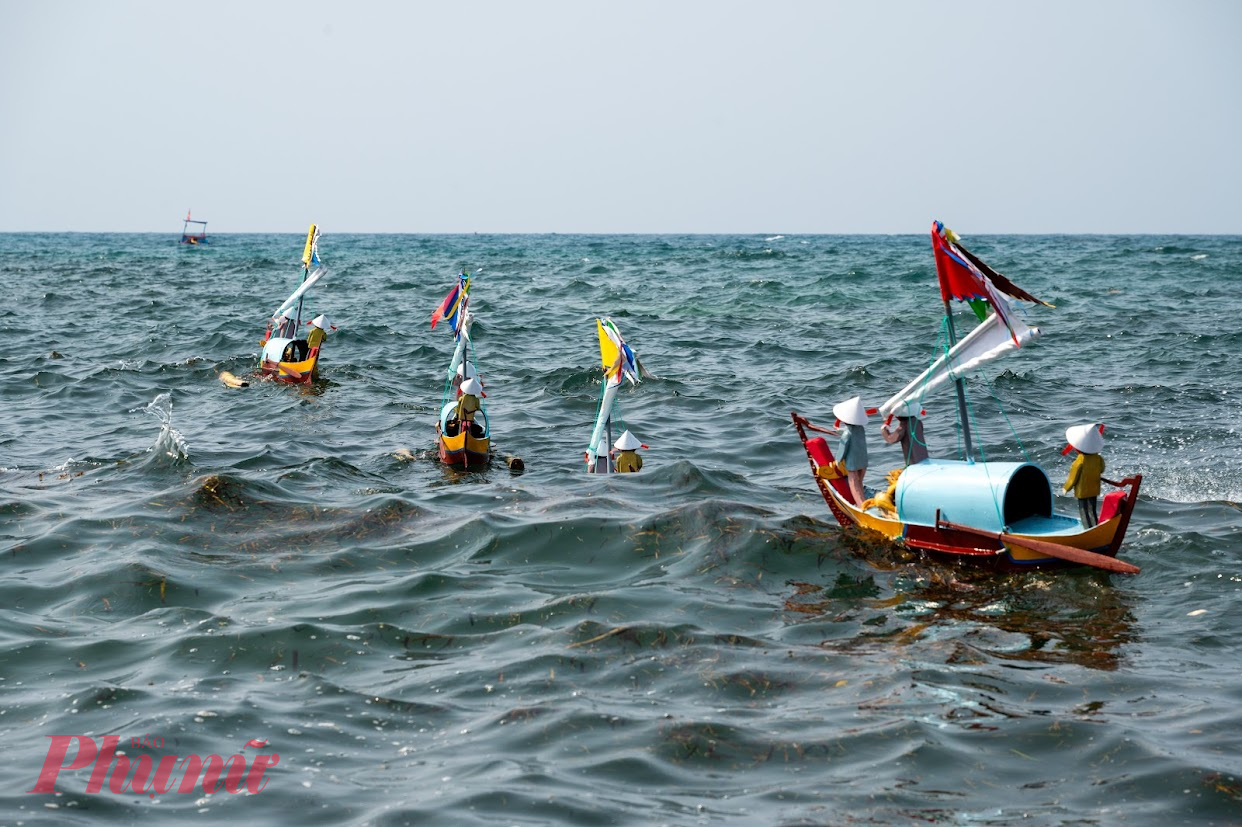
{"left": 889, "top": 221, "right": 1050, "bottom": 458}
{"left": 598, "top": 319, "right": 621, "bottom": 374}
{"left": 272, "top": 224, "right": 326, "bottom": 322}
{"left": 597, "top": 318, "right": 641, "bottom": 385}
{"left": 880, "top": 311, "right": 1041, "bottom": 418}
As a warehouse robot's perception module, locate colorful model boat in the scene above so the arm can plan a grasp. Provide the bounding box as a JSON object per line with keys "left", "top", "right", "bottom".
{"left": 792, "top": 221, "right": 1142, "bottom": 573}
{"left": 257, "top": 225, "right": 332, "bottom": 384}
{"left": 432, "top": 273, "right": 491, "bottom": 467}
{"left": 180, "top": 209, "right": 208, "bottom": 245}
{"left": 586, "top": 318, "right": 648, "bottom": 474}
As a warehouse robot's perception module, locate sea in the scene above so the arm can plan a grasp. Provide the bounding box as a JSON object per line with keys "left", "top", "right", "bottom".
{"left": 1, "top": 231, "right": 1239, "bottom": 826}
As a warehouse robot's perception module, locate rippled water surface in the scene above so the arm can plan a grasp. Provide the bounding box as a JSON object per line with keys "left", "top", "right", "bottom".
{"left": 2, "top": 232, "right": 1240, "bottom": 825}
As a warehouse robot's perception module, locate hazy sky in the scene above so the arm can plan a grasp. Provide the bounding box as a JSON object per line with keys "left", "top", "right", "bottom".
{"left": 2, "top": 1, "right": 1239, "bottom": 233}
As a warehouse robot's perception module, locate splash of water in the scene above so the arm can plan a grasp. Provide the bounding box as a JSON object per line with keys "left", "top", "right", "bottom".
{"left": 139, "top": 391, "right": 189, "bottom": 460}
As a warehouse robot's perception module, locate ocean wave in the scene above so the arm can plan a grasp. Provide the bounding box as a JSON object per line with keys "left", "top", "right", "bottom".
{"left": 5, "top": 232, "right": 1242, "bottom": 825}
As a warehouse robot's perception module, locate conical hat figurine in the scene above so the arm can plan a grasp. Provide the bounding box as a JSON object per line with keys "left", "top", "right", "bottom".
{"left": 832, "top": 396, "right": 869, "bottom": 427}
{"left": 302, "top": 313, "right": 332, "bottom": 380}
{"left": 613, "top": 429, "right": 644, "bottom": 473}
{"left": 828, "top": 396, "right": 870, "bottom": 506}
{"left": 882, "top": 401, "right": 929, "bottom": 466}
{"left": 1063, "top": 423, "right": 1107, "bottom": 529}
{"left": 455, "top": 377, "right": 483, "bottom": 427}
{"left": 897, "top": 400, "right": 925, "bottom": 419}
{"left": 1065, "top": 423, "right": 1104, "bottom": 455}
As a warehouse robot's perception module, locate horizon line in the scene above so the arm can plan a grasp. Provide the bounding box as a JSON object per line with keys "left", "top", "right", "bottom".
{"left": 2, "top": 229, "right": 1239, "bottom": 237}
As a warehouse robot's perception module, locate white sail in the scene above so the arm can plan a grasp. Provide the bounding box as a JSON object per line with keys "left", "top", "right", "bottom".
{"left": 446, "top": 310, "right": 473, "bottom": 379}
{"left": 272, "top": 265, "right": 327, "bottom": 320}
{"left": 588, "top": 377, "right": 621, "bottom": 461}
{"left": 880, "top": 310, "right": 1041, "bottom": 418}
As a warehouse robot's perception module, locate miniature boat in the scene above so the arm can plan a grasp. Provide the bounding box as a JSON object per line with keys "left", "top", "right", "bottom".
{"left": 180, "top": 209, "right": 208, "bottom": 245}
{"left": 585, "top": 318, "right": 649, "bottom": 474}
{"left": 257, "top": 225, "right": 332, "bottom": 384}
{"left": 792, "top": 221, "right": 1142, "bottom": 574}
{"left": 432, "top": 273, "right": 491, "bottom": 467}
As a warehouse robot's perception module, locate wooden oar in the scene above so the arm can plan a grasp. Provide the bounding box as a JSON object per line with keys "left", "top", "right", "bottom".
{"left": 936, "top": 518, "right": 1140, "bottom": 575}
{"left": 219, "top": 371, "right": 249, "bottom": 388}
{"left": 279, "top": 364, "right": 303, "bottom": 381}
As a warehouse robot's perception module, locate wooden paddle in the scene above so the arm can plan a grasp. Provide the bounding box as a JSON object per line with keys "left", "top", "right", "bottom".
{"left": 219, "top": 371, "right": 250, "bottom": 388}
{"left": 279, "top": 364, "right": 303, "bottom": 381}
{"left": 936, "top": 518, "right": 1140, "bottom": 575}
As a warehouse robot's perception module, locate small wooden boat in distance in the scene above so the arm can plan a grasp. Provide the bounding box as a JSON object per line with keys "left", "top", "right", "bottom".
{"left": 180, "top": 209, "right": 208, "bottom": 244}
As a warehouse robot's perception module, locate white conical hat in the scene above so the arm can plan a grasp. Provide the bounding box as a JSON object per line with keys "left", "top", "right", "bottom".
{"left": 614, "top": 430, "right": 642, "bottom": 451}
{"left": 310, "top": 314, "right": 331, "bottom": 331}
{"left": 897, "top": 400, "right": 925, "bottom": 419}
{"left": 832, "top": 396, "right": 869, "bottom": 426}
{"left": 460, "top": 377, "right": 482, "bottom": 396}
{"left": 1065, "top": 423, "right": 1104, "bottom": 454}
{"left": 458, "top": 361, "right": 477, "bottom": 379}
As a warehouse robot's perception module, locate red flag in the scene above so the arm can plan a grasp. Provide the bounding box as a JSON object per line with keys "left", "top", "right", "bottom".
{"left": 931, "top": 221, "right": 1035, "bottom": 345}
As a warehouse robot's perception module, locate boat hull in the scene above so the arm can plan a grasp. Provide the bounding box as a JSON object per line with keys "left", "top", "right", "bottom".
{"left": 791, "top": 412, "right": 1142, "bottom": 571}
{"left": 259, "top": 353, "right": 319, "bottom": 384}
{"left": 259, "top": 337, "right": 320, "bottom": 384}
{"left": 437, "top": 424, "right": 491, "bottom": 468}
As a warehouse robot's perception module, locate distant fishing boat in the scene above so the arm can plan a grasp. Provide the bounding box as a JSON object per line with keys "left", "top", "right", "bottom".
{"left": 432, "top": 272, "right": 491, "bottom": 467}
{"left": 257, "top": 225, "right": 333, "bottom": 384}
{"left": 179, "top": 210, "right": 208, "bottom": 245}
{"left": 585, "top": 318, "right": 649, "bottom": 474}
{"left": 792, "top": 221, "right": 1143, "bottom": 574}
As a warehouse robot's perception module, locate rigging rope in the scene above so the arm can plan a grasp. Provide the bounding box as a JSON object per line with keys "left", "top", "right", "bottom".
{"left": 932, "top": 313, "right": 1018, "bottom": 531}
{"left": 984, "top": 380, "right": 1031, "bottom": 463}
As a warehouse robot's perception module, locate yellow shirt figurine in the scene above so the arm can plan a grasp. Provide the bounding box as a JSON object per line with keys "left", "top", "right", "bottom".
{"left": 1063, "top": 423, "right": 1106, "bottom": 528}
{"left": 456, "top": 377, "right": 484, "bottom": 436}
{"left": 613, "top": 430, "right": 644, "bottom": 473}
{"left": 307, "top": 314, "right": 331, "bottom": 350}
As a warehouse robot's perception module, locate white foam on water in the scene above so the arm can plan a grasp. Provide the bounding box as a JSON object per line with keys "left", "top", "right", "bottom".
{"left": 139, "top": 391, "right": 189, "bottom": 460}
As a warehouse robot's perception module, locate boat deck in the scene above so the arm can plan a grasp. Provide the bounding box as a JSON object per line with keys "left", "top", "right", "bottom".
{"left": 1007, "top": 512, "right": 1082, "bottom": 537}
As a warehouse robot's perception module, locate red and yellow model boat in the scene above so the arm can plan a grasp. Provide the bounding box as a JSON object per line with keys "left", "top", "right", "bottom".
{"left": 257, "top": 225, "right": 333, "bottom": 385}
{"left": 792, "top": 412, "right": 1142, "bottom": 572}
{"left": 791, "top": 222, "right": 1143, "bottom": 574}
{"left": 258, "top": 338, "right": 322, "bottom": 385}
{"left": 432, "top": 272, "right": 492, "bottom": 468}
